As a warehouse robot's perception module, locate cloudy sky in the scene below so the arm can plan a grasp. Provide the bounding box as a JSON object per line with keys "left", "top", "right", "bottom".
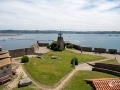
{"left": 0, "top": 0, "right": 120, "bottom": 31}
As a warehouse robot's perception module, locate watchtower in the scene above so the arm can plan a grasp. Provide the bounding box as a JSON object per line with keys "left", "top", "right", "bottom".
{"left": 57, "top": 31, "right": 65, "bottom": 50}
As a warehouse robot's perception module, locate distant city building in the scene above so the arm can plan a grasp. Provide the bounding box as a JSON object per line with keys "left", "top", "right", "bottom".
{"left": 0, "top": 50, "right": 12, "bottom": 84}
{"left": 57, "top": 31, "right": 65, "bottom": 50}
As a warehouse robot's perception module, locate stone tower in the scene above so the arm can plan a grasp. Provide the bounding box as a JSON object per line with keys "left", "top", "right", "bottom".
{"left": 57, "top": 31, "right": 65, "bottom": 50}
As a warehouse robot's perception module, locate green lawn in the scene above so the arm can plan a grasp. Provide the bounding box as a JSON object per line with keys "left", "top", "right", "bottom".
{"left": 23, "top": 50, "right": 105, "bottom": 86}
{"left": 63, "top": 71, "right": 119, "bottom": 90}
{"left": 101, "top": 59, "right": 120, "bottom": 65}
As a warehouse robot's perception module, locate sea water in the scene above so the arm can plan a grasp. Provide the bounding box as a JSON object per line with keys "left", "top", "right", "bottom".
{"left": 0, "top": 34, "right": 120, "bottom": 51}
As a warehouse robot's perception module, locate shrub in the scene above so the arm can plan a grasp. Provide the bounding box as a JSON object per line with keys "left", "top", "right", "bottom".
{"left": 21, "top": 56, "right": 29, "bottom": 63}
{"left": 53, "top": 47, "right": 59, "bottom": 51}
{"left": 71, "top": 57, "right": 78, "bottom": 66}
{"left": 47, "top": 45, "right": 51, "bottom": 49}
{"left": 66, "top": 43, "right": 73, "bottom": 49}
{"left": 50, "top": 41, "right": 65, "bottom": 51}
{"left": 50, "top": 41, "right": 57, "bottom": 50}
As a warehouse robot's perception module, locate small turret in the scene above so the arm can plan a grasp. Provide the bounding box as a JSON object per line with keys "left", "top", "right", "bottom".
{"left": 58, "top": 31, "right": 62, "bottom": 37}
{"left": 57, "top": 31, "right": 65, "bottom": 50}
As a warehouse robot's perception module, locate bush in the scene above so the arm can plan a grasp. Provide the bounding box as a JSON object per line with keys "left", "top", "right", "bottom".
{"left": 71, "top": 57, "right": 78, "bottom": 66}
{"left": 50, "top": 41, "right": 57, "bottom": 50}
{"left": 21, "top": 56, "right": 29, "bottom": 63}
{"left": 47, "top": 45, "right": 51, "bottom": 49}
{"left": 53, "top": 47, "right": 59, "bottom": 51}
{"left": 66, "top": 43, "right": 73, "bottom": 49}
{"left": 50, "top": 41, "right": 65, "bottom": 51}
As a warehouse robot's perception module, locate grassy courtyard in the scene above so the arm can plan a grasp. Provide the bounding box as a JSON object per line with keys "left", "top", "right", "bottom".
{"left": 23, "top": 50, "right": 105, "bottom": 86}
{"left": 63, "top": 71, "right": 119, "bottom": 90}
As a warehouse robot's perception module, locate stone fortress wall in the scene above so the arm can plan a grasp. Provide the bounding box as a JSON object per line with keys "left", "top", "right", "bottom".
{"left": 1, "top": 42, "right": 120, "bottom": 58}
{"left": 8, "top": 42, "right": 49, "bottom": 58}
{"left": 71, "top": 43, "right": 119, "bottom": 54}
{"left": 92, "top": 63, "right": 120, "bottom": 77}
{"left": 9, "top": 48, "right": 34, "bottom": 58}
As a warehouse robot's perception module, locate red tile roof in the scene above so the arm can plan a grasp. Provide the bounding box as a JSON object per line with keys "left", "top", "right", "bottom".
{"left": 85, "top": 78, "right": 120, "bottom": 90}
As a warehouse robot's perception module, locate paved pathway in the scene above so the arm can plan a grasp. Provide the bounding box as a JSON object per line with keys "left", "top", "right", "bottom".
{"left": 75, "top": 63, "right": 92, "bottom": 71}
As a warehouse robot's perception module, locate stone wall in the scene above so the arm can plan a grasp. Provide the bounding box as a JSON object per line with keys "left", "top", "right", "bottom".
{"left": 73, "top": 44, "right": 81, "bottom": 50}
{"left": 38, "top": 43, "right": 49, "bottom": 47}
{"left": 94, "top": 48, "right": 106, "bottom": 53}
{"left": 72, "top": 44, "right": 119, "bottom": 55}
{"left": 94, "top": 63, "right": 120, "bottom": 72}
{"left": 82, "top": 47, "right": 92, "bottom": 52}
{"left": 73, "top": 44, "right": 93, "bottom": 52}
{"left": 25, "top": 48, "right": 34, "bottom": 55}
{"left": 92, "top": 63, "right": 120, "bottom": 76}
{"left": 0, "top": 64, "right": 12, "bottom": 78}
{"left": 108, "top": 49, "right": 117, "bottom": 54}
{"left": 9, "top": 47, "right": 34, "bottom": 58}
{"left": 9, "top": 49, "right": 25, "bottom": 58}
{"left": 92, "top": 67, "right": 120, "bottom": 77}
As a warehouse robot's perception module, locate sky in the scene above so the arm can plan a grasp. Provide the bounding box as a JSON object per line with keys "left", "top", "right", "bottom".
{"left": 0, "top": 0, "right": 120, "bottom": 31}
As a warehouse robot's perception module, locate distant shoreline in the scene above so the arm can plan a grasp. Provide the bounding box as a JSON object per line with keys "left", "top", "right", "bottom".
{"left": 0, "top": 33, "right": 21, "bottom": 36}
{"left": 0, "top": 30, "right": 120, "bottom": 34}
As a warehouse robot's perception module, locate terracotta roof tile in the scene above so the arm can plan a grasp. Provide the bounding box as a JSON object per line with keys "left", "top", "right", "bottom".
{"left": 85, "top": 78, "right": 120, "bottom": 90}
